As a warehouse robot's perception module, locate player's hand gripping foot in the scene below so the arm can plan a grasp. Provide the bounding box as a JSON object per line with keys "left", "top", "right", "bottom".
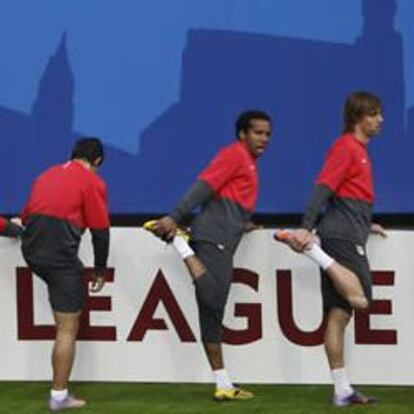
{"left": 143, "top": 219, "right": 190, "bottom": 242}
{"left": 274, "top": 228, "right": 318, "bottom": 253}
{"left": 143, "top": 219, "right": 160, "bottom": 236}
{"left": 273, "top": 229, "right": 294, "bottom": 244}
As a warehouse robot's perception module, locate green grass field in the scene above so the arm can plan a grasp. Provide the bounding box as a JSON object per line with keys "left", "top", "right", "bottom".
{"left": 1, "top": 382, "right": 413, "bottom": 413}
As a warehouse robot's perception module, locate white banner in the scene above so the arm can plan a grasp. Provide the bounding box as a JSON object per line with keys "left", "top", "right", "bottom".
{"left": 0, "top": 229, "right": 412, "bottom": 384}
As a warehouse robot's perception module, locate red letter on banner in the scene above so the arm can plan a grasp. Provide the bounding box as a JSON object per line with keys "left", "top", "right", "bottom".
{"left": 223, "top": 268, "right": 262, "bottom": 345}
{"left": 128, "top": 270, "right": 196, "bottom": 342}
{"left": 16, "top": 267, "right": 116, "bottom": 341}
{"left": 16, "top": 267, "right": 55, "bottom": 339}
{"left": 78, "top": 268, "right": 116, "bottom": 341}
{"left": 354, "top": 271, "right": 397, "bottom": 345}
{"left": 276, "top": 270, "right": 326, "bottom": 346}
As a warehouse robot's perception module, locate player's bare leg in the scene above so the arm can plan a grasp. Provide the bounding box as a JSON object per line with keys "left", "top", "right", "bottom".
{"left": 274, "top": 230, "right": 368, "bottom": 310}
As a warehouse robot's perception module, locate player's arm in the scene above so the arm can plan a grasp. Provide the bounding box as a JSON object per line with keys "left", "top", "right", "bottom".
{"left": 289, "top": 184, "right": 334, "bottom": 251}
{"left": 156, "top": 180, "right": 213, "bottom": 240}
{"left": 170, "top": 180, "right": 213, "bottom": 223}
{"left": 301, "top": 184, "right": 335, "bottom": 231}
{"left": 83, "top": 180, "right": 111, "bottom": 292}
{"left": 89, "top": 228, "right": 110, "bottom": 292}
{"left": 293, "top": 142, "right": 353, "bottom": 251}
{"left": 158, "top": 147, "right": 241, "bottom": 239}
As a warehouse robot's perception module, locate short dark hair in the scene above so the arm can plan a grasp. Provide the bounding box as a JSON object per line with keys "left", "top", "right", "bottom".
{"left": 343, "top": 91, "right": 382, "bottom": 133}
{"left": 235, "top": 110, "right": 271, "bottom": 137}
{"left": 71, "top": 137, "right": 104, "bottom": 166}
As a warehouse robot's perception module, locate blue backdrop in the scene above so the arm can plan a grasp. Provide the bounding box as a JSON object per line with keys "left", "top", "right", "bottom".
{"left": 0, "top": 0, "right": 413, "bottom": 214}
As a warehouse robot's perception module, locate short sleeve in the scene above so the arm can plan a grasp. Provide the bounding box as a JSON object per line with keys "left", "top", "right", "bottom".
{"left": 198, "top": 146, "right": 242, "bottom": 192}
{"left": 316, "top": 140, "right": 353, "bottom": 191}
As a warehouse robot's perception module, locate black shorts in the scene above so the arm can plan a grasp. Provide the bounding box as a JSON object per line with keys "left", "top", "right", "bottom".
{"left": 320, "top": 238, "right": 372, "bottom": 315}
{"left": 190, "top": 240, "right": 234, "bottom": 343}
{"left": 27, "top": 261, "right": 84, "bottom": 313}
